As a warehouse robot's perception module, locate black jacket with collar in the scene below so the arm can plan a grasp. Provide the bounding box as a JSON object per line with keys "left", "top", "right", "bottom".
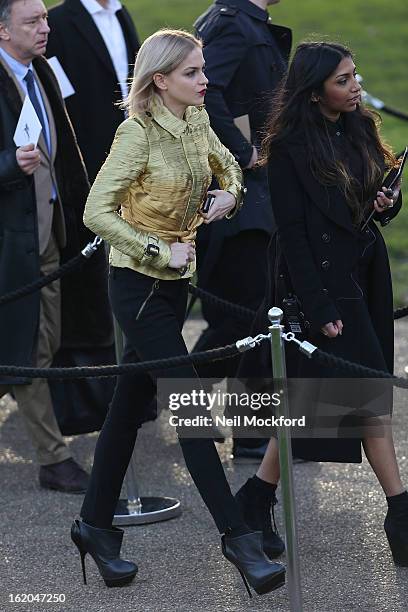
{"left": 195, "top": 0, "right": 291, "bottom": 166}
{"left": 47, "top": 0, "right": 140, "bottom": 182}
{"left": 0, "top": 55, "right": 112, "bottom": 383}
{"left": 194, "top": 0, "right": 291, "bottom": 239}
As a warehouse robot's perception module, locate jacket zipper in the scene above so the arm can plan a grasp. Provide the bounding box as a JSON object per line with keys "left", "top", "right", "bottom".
{"left": 179, "top": 131, "right": 194, "bottom": 231}
{"left": 135, "top": 279, "right": 160, "bottom": 321}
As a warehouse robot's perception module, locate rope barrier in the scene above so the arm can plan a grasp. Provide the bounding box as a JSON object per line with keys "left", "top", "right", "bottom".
{"left": 0, "top": 334, "right": 270, "bottom": 380}
{"left": 0, "top": 236, "right": 102, "bottom": 306}
{"left": 283, "top": 332, "right": 408, "bottom": 389}
{"left": 0, "top": 241, "right": 406, "bottom": 324}
{"left": 188, "top": 284, "right": 256, "bottom": 319}
{"left": 394, "top": 305, "right": 408, "bottom": 320}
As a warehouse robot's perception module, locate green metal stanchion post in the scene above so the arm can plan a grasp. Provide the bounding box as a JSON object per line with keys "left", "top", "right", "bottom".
{"left": 268, "top": 307, "right": 303, "bottom": 612}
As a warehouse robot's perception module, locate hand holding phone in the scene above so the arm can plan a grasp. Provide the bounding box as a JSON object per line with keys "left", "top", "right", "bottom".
{"left": 202, "top": 194, "right": 215, "bottom": 213}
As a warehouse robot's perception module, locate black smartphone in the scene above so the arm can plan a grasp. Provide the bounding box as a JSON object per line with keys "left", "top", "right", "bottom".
{"left": 202, "top": 194, "right": 215, "bottom": 213}
{"left": 384, "top": 146, "right": 408, "bottom": 192}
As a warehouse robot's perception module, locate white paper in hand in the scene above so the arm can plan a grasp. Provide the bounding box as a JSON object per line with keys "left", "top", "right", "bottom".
{"left": 47, "top": 56, "right": 75, "bottom": 98}
{"left": 13, "top": 95, "right": 42, "bottom": 147}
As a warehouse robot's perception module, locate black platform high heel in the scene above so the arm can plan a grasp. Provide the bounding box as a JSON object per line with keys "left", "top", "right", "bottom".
{"left": 71, "top": 520, "right": 138, "bottom": 587}
{"left": 221, "top": 531, "right": 285, "bottom": 597}
{"left": 384, "top": 511, "right": 408, "bottom": 566}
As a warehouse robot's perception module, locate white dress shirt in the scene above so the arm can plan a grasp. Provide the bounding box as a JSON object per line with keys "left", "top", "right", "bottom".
{"left": 80, "top": 0, "right": 129, "bottom": 99}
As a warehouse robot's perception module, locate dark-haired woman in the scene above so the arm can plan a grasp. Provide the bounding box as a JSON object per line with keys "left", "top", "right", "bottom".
{"left": 235, "top": 41, "right": 408, "bottom": 566}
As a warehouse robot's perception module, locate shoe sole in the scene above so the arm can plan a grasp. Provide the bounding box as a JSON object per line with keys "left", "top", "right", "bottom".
{"left": 104, "top": 571, "right": 138, "bottom": 588}
{"left": 254, "top": 569, "right": 286, "bottom": 595}
{"left": 40, "top": 482, "right": 87, "bottom": 494}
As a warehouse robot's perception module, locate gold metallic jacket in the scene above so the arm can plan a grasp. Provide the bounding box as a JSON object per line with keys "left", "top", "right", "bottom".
{"left": 83, "top": 102, "right": 244, "bottom": 280}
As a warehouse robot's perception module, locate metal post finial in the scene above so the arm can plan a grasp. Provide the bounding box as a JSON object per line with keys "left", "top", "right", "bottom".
{"left": 268, "top": 306, "right": 284, "bottom": 325}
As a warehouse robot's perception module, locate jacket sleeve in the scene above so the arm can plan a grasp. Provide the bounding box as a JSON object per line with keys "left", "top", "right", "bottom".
{"left": 83, "top": 119, "right": 172, "bottom": 269}
{"left": 0, "top": 147, "right": 31, "bottom": 191}
{"left": 200, "top": 19, "right": 253, "bottom": 168}
{"left": 208, "top": 126, "right": 244, "bottom": 218}
{"left": 268, "top": 147, "right": 341, "bottom": 331}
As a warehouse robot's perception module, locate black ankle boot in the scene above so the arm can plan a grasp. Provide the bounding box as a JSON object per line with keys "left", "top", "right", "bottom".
{"left": 384, "top": 491, "right": 408, "bottom": 566}
{"left": 222, "top": 531, "right": 285, "bottom": 597}
{"left": 71, "top": 520, "right": 138, "bottom": 587}
{"left": 235, "top": 478, "right": 285, "bottom": 559}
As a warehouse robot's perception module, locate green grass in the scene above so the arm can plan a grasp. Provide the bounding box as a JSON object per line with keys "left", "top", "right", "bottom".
{"left": 47, "top": 0, "right": 408, "bottom": 304}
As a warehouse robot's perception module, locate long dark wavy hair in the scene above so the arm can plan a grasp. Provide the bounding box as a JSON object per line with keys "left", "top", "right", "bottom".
{"left": 260, "top": 42, "right": 396, "bottom": 224}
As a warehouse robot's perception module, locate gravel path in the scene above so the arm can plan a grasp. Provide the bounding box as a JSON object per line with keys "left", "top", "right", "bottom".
{"left": 1, "top": 319, "right": 407, "bottom": 612}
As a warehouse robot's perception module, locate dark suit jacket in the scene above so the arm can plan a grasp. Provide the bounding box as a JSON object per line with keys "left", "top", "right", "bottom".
{"left": 47, "top": 0, "right": 140, "bottom": 182}
{"left": 0, "top": 56, "right": 112, "bottom": 383}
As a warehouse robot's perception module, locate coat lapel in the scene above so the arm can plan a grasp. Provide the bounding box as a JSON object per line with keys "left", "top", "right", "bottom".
{"left": 116, "top": 6, "right": 140, "bottom": 78}
{"left": 66, "top": 0, "right": 117, "bottom": 78}
{"left": 0, "top": 57, "right": 23, "bottom": 120}
{"left": 286, "top": 143, "right": 356, "bottom": 234}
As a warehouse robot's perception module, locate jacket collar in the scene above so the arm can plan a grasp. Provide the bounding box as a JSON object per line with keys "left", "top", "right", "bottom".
{"left": 146, "top": 101, "right": 208, "bottom": 138}
{"left": 215, "top": 0, "right": 269, "bottom": 22}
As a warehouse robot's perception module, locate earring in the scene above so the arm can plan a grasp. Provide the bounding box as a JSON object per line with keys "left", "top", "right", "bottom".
{"left": 311, "top": 96, "right": 319, "bottom": 103}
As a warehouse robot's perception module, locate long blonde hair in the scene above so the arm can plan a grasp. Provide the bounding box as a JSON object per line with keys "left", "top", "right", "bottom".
{"left": 123, "top": 29, "right": 202, "bottom": 117}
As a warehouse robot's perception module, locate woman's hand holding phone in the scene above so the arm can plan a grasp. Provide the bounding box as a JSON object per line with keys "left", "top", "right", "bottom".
{"left": 373, "top": 181, "right": 401, "bottom": 213}
{"left": 201, "top": 189, "right": 236, "bottom": 223}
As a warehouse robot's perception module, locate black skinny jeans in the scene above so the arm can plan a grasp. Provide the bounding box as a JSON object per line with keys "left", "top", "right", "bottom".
{"left": 81, "top": 267, "right": 244, "bottom": 533}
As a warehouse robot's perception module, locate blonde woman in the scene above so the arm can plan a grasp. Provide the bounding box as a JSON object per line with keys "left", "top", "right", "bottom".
{"left": 70, "top": 30, "right": 285, "bottom": 597}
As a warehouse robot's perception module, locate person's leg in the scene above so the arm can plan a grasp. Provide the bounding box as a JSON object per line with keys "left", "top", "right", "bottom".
{"left": 78, "top": 269, "right": 284, "bottom": 593}
{"left": 178, "top": 437, "right": 246, "bottom": 533}
{"left": 194, "top": 230, "right": 270, "bottom": 378}
{"left": 234, "top": 437, "right": 285, "bottom": 558}
{"left": 81, "top": 269, "right": 245, "bottom": 532}
{"left": 256, "top": 438, "right": 280, "bottom": 485}
{"left": 363, "top": 416, "right": 408, "bottom": 565}
{"left": 80, "top": 338, "right": 154, "bottom": 528}
{"left": 13, "top": 232, "right": 70, "bottom": 466}
{"left": 362, "top": 416, "right": 404, "bottom": 496}
{"left": 81, "top": 269, "right": 159, "bottom": 528}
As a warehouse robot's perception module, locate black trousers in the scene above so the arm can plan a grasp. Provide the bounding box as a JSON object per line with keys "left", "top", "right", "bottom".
{"left": 194, "top": 230, "right": 269, "bottom": 378}
{"left": 81, "top": 267, "right": 244, "bottom": 533}
{"left": 194, "top": 230, "right": 270, "bottom": 448}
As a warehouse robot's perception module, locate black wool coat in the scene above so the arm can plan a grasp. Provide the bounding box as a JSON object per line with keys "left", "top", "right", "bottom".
{"left": 47, "top": 0, "right": 140, "bottom": 182}
{"left": 0, "top": 55, "right": 112, "bottom": 384}
{"left": 195, "top": 0, "right": 292, "bottom": 241}
{"left": 238, "top": 139, "right": 402, "bottom": 462}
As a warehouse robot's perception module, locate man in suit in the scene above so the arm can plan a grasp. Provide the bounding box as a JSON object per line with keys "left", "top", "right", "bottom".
{"left": 194, "top": 0, "right": 292, "bottom": 460}
{"left": 47, "top": 0, "right": 140, "bottom": 182}
{"left": 0, "top": 0, "right": 111, "bottom": 491}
